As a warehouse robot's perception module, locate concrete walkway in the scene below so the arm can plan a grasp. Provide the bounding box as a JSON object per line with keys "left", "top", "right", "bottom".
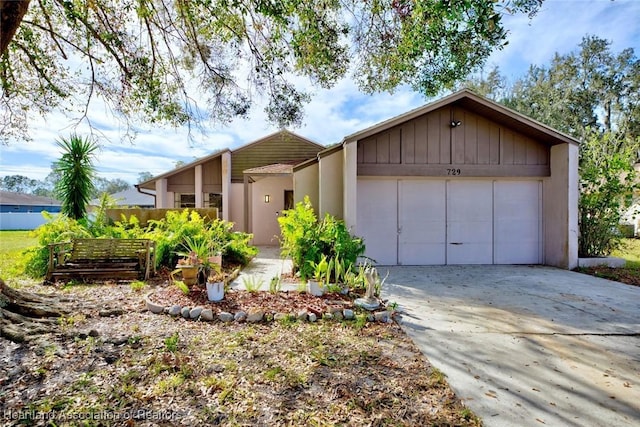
{"left": 382, "top": 265, "right": 640, "bottom": 427}
{"left": 230, "top": 246, "right": 294, "bottom": 291}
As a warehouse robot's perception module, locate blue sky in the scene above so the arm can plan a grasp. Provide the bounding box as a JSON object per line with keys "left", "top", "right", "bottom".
{"left": 1, "top": 0, "right": 639, "bottom": 185}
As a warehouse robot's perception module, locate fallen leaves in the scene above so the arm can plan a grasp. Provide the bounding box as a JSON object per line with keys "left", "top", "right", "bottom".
{"left": 0, "top": 280, "right": 481, "bottom": 426}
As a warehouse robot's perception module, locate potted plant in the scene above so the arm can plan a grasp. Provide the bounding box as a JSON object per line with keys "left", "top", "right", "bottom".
{"left": 173, "top": 250, "right": 201, "bottom": 286}
{"left": 206, "top": 221, "right": 232, "bottom": 268}
{"left": 205, "top": 263, "right": 225, "bottom": 301}
{"left": 173, "top": 235, "right": 210, "bottom": 286}
{"left": 307, "top": 255, "right": 331, "bottom": 297}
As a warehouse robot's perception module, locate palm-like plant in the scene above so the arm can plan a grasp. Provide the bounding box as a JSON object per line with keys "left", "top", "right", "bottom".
{"left": 54, "top": 134, "right": 98, "bottom": 220}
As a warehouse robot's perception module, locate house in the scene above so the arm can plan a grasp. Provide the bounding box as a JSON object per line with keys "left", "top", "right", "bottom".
{"left": 90, "top": 188, "right": 155, "bottom": 208}
{"left": 136, "top": 130, "right": 325, "bottom": 245}
{"left": 138, "top": 90, "right": 579, "bottom": 268}
{"left": 0, "top": 191, "right": 61, "bottom": 230}
{"left": 294, "top": 89, "right": 579, "bottom": 269}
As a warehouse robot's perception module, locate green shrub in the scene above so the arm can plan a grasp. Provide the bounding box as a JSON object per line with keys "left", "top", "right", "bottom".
{"left": 21, "top": 208, "right": 257, "bottom": 278}
{"left": 145, "top": 210, "right": 210, "bottom": 268}
{"left": 579, "top": 131, "right": 639, "bottom": 257}
{"left": 23, "top": 213, "right": 92, "bottom": 278}
{"left": 225, "top": 230, "right": 258, "bottom": 265}
{"left": 278, "top": 196, "right": 365, "bottom": 281}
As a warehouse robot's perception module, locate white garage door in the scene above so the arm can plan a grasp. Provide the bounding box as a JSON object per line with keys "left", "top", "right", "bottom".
{"left": 357, "top": 179, "right": 542, "bottom": 265}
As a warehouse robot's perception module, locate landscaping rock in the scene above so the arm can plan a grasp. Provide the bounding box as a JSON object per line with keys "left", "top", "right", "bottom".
{"left": 333, "top": 311, "right": 344, "bottom": 321}
{"left": 168, "top": 305, "right": 181, "bottom": 316}
{"left": 190, "top": 307, "right": 203, "bottom": 319}
{"left": 234, "top": 311, "right": 247, "bottom": 322}
{"left": 296, "top": 310, "right": 308, "bottom": 321}
{"left": 218, "top": 312, "right": 234, "bottom": 323}
{"left": 374, "top": 311, "right": 389, "bottom": 323}
{"left": 355, "top": 297, "right": 380, "bottom": 311}
{"left": 200, "top": 309, "right": 214, "bottom": 321}
{"left": 181, "top": 307, "right": 191, "bottom": 319}
{"left": 308, "top": 313, "right": 317, "bottom": 322}
{"left": 367, "top": 314, "right": 375, "bottom": 322}
{"left": 274, "top": 313, "right": 287, "bottom": 321}
{"left": 246, "top": 309, "right": 264, "bottom": 323}
{"left": 343, "top": 309, "right": 355, "bottom": 320}
{"left": 323, "top": 312, "right": 334, "bottom": 320}
{"left": 328, "top": 306, "right": 343, "bottom": 315}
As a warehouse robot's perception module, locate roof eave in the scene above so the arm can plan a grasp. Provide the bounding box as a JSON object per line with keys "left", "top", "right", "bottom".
{"left": 137, "top": 148, "right": 231, "bottom": 188}
{"left": 342, "top": 89, "right": 580, "bottom": 147}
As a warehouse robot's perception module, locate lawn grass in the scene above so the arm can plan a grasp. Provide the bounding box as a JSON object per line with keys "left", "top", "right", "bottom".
{"left": 577, "top": 238, "right": 640, "bottom": 287}
{"left": 612, "top": 238, "right": 640, "bottom": 268}
{"left": 0, "top": 230, "right": 38, "bottom": 279}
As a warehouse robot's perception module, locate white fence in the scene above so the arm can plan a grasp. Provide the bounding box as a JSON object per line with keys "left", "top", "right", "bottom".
{"left": 0, "top": 212, "right": 58, "bottom": 230}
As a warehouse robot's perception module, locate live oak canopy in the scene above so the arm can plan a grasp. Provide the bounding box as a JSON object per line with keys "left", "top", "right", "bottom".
{"left": 0, "top": 0, "right": 543, "bottom": 142}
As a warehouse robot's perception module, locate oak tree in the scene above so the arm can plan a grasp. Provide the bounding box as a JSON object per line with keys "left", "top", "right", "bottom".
{"left": 1, "top": 0, "right": 543, "bottom": 143}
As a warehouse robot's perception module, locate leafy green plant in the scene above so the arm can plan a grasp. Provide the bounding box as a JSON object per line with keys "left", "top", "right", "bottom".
{"left": 269, "top": 276, "right": 282, "bottom": 294}
{"left": 164, "top": 332, "right": 179, "bottom": 353}
{"left": 23, "top": 212, "right": 92, "bottom": 278}
{"left": 173, "top": 280, "right": 190, "bottom": 295}
{"left": 130, "top": 280, "right": 146, "bottom": 292}
{"left": 224, "top": 230, "right": 258, "bottom": 265}
{"left": 242, "top": 275, "right": 264, "bottom": 293}
{"left": 579, "top": 131, "right": 639, "bottom": 257}
{"left": 54, "top": 134, "right": 98, "bottom": 220}
{"left": 278, "top": 196, "right": 365, "bottom": 281}
{"left": 308, "top": 255, "right": 331, "bottom": 287}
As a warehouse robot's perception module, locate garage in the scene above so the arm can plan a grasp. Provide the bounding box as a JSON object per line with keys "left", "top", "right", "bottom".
{"left": 357, "top": 178, "right": 542, "bottom": 265}
{"left": 294, "top": 90, "right": 579, "bottom": 268}
{"left": 340, "top": 90, "right": 579, "bottom": 268}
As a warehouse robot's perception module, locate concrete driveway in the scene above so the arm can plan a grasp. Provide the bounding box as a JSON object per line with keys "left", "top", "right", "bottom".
{"left": 382, "top": 265, "right": 640, "bottom": 427}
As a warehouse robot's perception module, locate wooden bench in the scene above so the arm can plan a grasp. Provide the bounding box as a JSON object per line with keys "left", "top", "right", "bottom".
{"left": 46, "top": 238, "right": 156, "bottom": 282}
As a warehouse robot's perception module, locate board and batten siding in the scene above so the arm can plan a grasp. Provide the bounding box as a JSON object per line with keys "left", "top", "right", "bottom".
{"left": 167, "top": 157, "right": 223, "bottom": 193}
{"left": 357, "top": 106, "right": 550, "bottom": 177}
{"left": 231, "top": 132, "right": 324, "bottom": 182}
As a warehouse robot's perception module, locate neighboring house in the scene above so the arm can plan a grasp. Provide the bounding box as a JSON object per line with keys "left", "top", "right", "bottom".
{"left": 138, "top": 90, "right": 579, "bottom": 268}
{"left": 90, "top": 188, "right": 155, "bottom": 208}
{"left": 294, "top": 89, "right": 579, "bottom": 269}
{"left": 0, "top": 191, "right": 61, "bottom": 230}
{"left": 136, "top": 130, "right": 325, "bottom": 245}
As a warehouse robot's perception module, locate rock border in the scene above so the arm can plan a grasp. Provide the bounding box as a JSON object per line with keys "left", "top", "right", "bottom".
{"left": 144, "top": 292, "right": 398, "bottom": 324}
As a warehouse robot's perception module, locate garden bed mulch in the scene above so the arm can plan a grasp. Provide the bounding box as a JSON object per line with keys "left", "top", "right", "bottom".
{"left": 576, "top": 267, "right": 640, "bottom": 287}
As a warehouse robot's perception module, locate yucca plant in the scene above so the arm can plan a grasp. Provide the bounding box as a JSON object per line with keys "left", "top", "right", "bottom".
{"left": 54, "top": 134, "right": 99, "bottom": 220}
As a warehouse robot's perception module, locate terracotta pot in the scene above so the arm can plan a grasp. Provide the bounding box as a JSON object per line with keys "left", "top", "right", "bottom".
{"left": 208, "top": 255, "right": 222, "bottom": 266}
{"left": 206, "top": 282, "right": 225, "bottom": 301}
{"left": 180, "top": 265, "right": 199, "bottom": 286}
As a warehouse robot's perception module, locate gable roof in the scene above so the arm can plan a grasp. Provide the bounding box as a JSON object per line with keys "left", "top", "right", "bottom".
{"left": 0, "top": 191, "right": 61, "bottom": 206}
{"left": 136, "top": 129, "right": 325, "bottom": 189}
{"left": 343, "top": 89, "right": 580, "bottom": 146}
{"left": 137, "top": 148, "right": 230, "bottom": 190}
{"left": 230, "top": 130, "right": 324, "bottom": 181}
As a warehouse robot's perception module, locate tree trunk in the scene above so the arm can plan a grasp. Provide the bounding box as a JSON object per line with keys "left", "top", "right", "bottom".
{"left": 0, "top": 278, "right": 75, "bottom": 343}
{"left": 0, "top": 0, "right": 32, "bottom": 55}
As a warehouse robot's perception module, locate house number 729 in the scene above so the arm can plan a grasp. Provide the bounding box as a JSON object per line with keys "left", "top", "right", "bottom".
{"left": 447, "top": 168, "right": 461, "bottom": 175}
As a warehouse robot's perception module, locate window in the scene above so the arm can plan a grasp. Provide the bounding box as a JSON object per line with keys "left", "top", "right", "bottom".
{"left": 284, "top": 190, "right": 294, "bottom": 210}
{"left": 175, "top": 193, "right": 195, "bottom": 208}
{"left": 205, "top": 193, "right": 223, "bottom": 216}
